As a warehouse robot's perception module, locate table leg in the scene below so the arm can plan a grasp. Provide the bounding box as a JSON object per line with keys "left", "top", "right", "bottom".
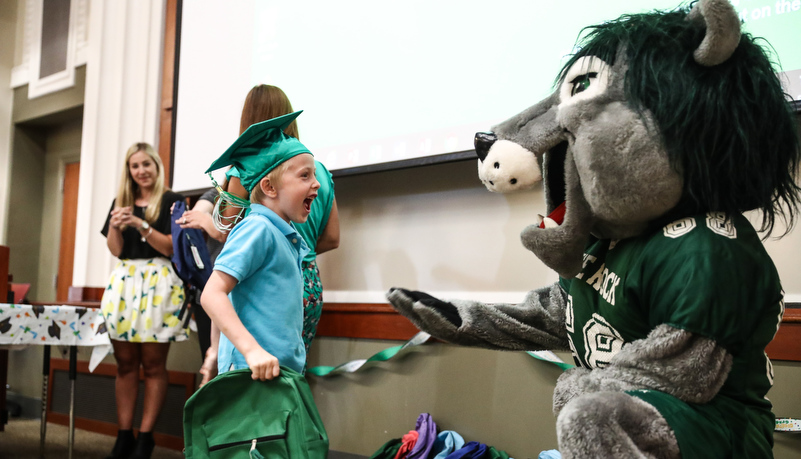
{"left": 40, "top": 345, "right": 50, "bottom": 459}
{"left": 68, "top": 346, "right": 77, "bottom": 459}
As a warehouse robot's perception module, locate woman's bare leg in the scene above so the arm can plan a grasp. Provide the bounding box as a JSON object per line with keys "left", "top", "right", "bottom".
{"left": 111, "top": 340, "right": 142, "bottom": 429}
{"left": 138, "top": 342, "right": 171, "bottom": 432}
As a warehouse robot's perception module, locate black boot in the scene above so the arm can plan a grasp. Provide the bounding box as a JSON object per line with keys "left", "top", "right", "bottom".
{"left": 105, "top": 429, "right": 136, "bottom": 459}
{"left": 130, "top": 431, "right": 155, "bottom": 459}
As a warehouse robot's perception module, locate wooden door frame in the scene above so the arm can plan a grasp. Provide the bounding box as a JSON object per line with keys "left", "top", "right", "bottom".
{"left": 56, "top": 161, "right": 80, "bottom": 302}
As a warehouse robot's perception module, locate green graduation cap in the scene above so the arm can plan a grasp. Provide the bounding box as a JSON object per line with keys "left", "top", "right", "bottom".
{"left": 206, "top": 110, "right": 312, "bottom": 193}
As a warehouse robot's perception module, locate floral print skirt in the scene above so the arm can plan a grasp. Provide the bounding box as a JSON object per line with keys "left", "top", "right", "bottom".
{"left": 100, "top": 258, "right": 189, "bottom": 343}
{"left": 302, "top": 260, "right": 323, "bottom": 352}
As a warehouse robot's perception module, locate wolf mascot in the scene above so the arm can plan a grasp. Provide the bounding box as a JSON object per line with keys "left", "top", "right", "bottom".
{"left": 388, "top": 0, "right": 801, "bottom": 457}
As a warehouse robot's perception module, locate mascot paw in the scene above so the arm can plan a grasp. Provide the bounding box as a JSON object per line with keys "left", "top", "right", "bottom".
{"left": 552, "top": 367, "right": 591, "bottom": 415}
{"left": 387, "top": 287, "right": 463, "bottom": 329}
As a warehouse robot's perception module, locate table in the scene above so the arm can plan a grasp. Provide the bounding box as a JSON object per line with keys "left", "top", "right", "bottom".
{"left": 0, "top": 302, "right": 111, "bottom": 459}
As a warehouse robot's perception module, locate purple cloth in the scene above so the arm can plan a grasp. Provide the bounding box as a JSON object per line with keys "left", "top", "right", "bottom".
{"left": 444, "top": 442, "right": 488, "bottom": 459}
{"left": 406, "top": 413, "right": 437, "bottom": 459}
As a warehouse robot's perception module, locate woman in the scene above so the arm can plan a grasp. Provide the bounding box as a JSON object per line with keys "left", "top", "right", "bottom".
{"left": 100, "top": 142, "right": 187, "bottom": 459}
{"left": 192, "top": 84, "right": 339, "bottom": 383}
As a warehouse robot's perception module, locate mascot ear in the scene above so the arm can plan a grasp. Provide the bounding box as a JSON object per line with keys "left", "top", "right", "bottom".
{"left": 688, "top": 0, "right": 741, "bottom": 66}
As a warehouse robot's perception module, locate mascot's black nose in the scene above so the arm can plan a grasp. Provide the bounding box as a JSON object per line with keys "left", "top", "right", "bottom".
{"left": 475, "top": 132, "right": 497, "bottom": 162}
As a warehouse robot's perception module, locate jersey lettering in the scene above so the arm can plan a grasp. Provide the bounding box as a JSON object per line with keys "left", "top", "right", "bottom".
{"left": 706, "top": 212, "right": 737, "bottom": 239}
{"left": 584, "top": 263, "right": 620, "bottom": 305}
{"left": 586, "top": 263, "right": 605, "bottom": 289}
{"left": 567, "top": 333, "right": 579, "bottom": 366}
{"left": 663, "top": 217, "right": 696, "bottom": 238}
{"left": 582, "top": 313, "right": 625, "bottom": 368}
{"left": 565, "top": 295, "right": 574, "bottom": 333}
{"left": 576, "top": 254, "right": 597, "bottom": 280}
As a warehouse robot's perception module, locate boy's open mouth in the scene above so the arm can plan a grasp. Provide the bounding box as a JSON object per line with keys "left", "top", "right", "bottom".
{"left": 304, "top": 195, "right": 316, "bottom": 213}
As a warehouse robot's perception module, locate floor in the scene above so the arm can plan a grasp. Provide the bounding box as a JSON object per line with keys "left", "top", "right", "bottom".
{"left": 0, "top": 416, "right": 370, "bottom": 459}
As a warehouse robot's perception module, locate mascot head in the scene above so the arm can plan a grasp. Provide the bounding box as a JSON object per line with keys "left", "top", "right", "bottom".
{"left": 476, "top": 0, "right": 801, "bottom": 277}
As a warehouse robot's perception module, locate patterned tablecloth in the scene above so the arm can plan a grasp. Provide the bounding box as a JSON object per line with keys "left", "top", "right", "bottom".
{"left": 0, "top": 303, "right": 112, "bottom": 371}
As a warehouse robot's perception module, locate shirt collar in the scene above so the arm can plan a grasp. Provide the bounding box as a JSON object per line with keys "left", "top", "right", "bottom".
{"left": 249, "top": 203, "right": 296, "bottom": 237}
{"left": 249, "top": 204, "right": 310, "bottom": 261}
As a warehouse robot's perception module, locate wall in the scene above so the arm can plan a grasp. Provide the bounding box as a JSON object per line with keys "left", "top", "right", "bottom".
{"left": 317, "top": 159, "right": 557, "bottom": 304}
{"left": 36, "top": 117, "right": 82, "bottom": 302}
{"left": 6, "top": 125, "right": 45, "bottom": 294}
{"left": 0, "top": 0, "right": 18, "bottom": 244}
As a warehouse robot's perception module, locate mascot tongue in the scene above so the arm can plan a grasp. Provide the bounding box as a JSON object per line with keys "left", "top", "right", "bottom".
{"left": 539, "top": 202, "right": 567, "bottom": 228}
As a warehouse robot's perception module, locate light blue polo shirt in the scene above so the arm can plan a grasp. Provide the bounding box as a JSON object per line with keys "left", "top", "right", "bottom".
{"left": 213, "top": 203, "right": 309, "bottom": 374}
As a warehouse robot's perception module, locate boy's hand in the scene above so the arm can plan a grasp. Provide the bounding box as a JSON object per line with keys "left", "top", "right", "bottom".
{"left": 245, "top": 348, "right": 280, "bottom": 380}
{"left": 199, "top": 348, "right": 218, "bottom": 387}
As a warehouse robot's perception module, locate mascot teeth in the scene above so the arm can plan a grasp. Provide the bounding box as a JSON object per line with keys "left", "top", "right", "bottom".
{"left": 537, "top": 215, "right": 560, "bottom": 229}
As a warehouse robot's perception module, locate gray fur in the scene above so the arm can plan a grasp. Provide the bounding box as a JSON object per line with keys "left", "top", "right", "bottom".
{"left": 387, "top": 283, "right": 570, "bottom": 351}
{"left": 552, "top": 324, "right": 732, "bottom": 414}
{"left": 688, "top": 0, "right": 741, "bottom": 67}
{"left": 491, "top": 91, "right": 563, "bottom": 161}
{"left": 567, "top": 102, "right": 682, "bottom": 239}
{"left": 557, "top": 392, "right": 680, "bottom": 459}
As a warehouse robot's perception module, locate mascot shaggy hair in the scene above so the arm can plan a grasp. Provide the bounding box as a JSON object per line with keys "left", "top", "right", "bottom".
{"left": 389, "top": 0, "right": 800, "bottom": 457}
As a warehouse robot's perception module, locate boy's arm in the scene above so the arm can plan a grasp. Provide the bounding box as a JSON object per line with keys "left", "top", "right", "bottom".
{"left": 200, "top": 270, "right": 281, "bottom": 380}
{"left": 199, "top": 321, "right": 220, "bottom": 386}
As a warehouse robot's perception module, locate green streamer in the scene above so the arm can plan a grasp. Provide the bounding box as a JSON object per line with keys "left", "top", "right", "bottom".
{"left": 306, "top": 332, "right": 796, "bottom": 432}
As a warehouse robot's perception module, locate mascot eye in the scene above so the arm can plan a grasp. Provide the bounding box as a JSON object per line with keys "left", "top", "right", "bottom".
{"left": 570, "top": 72, "right": 597, "bottom": 96}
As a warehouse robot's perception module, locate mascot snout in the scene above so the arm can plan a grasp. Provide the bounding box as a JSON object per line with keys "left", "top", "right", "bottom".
{"left": 475, "top": 132, "right": 541, "bottom": 193}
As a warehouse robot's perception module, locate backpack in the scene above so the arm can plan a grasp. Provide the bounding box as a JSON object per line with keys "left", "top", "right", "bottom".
{"left": 183, "top": 367, "right": 329, "bottom": 459}
{"left": 170, "top": 199, "right": 213, "bottom": 290}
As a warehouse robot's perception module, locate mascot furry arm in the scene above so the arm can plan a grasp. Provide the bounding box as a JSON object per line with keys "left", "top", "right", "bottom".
{"left": 387, "top": 0, "right": 801, "bottom": 457}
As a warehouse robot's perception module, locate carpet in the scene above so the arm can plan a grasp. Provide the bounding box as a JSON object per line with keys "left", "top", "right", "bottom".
{"left": 0, "top": 418, "right": 184, "bottom": 459}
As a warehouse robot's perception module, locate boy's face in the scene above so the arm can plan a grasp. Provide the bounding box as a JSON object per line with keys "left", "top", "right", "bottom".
{"left": 270, "top": 153, "right": 319, "bottom": 223}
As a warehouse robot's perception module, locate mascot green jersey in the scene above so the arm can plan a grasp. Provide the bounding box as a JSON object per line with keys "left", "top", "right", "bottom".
{"left": 388, "top": 0, "right": 801, "bottom": 457}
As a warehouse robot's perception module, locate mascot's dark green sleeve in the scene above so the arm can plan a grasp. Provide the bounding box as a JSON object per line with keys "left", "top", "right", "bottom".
{"left": 388, "top": 0, "right": 801, "bottom": 457}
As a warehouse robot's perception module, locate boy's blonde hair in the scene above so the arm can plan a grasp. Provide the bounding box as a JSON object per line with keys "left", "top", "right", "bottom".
{"left": 116, "top": 142, "right": 166, "bottom": 223}
{"left": 250, "top": 160, "right": 292, "bottom": 204}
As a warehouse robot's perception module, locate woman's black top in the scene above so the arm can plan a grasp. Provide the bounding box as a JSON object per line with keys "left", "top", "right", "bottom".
{"left": 101, "top": 190, "right": 184, "bottom": 260}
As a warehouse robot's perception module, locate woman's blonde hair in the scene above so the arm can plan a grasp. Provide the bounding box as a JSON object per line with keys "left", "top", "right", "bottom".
{"left": 116, "top": 142, "right": 166, "bottom": 223}
{"left": 240, "top": 84, "right": 299, "bottom": 139}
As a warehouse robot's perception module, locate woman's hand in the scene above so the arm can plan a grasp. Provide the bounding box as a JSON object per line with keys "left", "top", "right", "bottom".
{"left": 244, "top": 348, "right": 280, "bottom": 381}
{"left": 176, "top": 209, "right": 211, "bottom": 230}
{"left": 109, "top": 206, "right": 133, "bottom": 229}
{"left": 199, "top": 347, "right": 218, "bottom": 386}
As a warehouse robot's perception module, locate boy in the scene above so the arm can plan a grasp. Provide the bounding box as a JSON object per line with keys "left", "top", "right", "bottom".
{"left": 201, "top": 111, "right": 320, "bottom": 381}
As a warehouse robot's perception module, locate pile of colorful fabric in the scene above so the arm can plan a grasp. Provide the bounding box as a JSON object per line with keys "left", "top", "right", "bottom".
{"left": 369, "top": 413, "right": 559, "bottom": 459}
